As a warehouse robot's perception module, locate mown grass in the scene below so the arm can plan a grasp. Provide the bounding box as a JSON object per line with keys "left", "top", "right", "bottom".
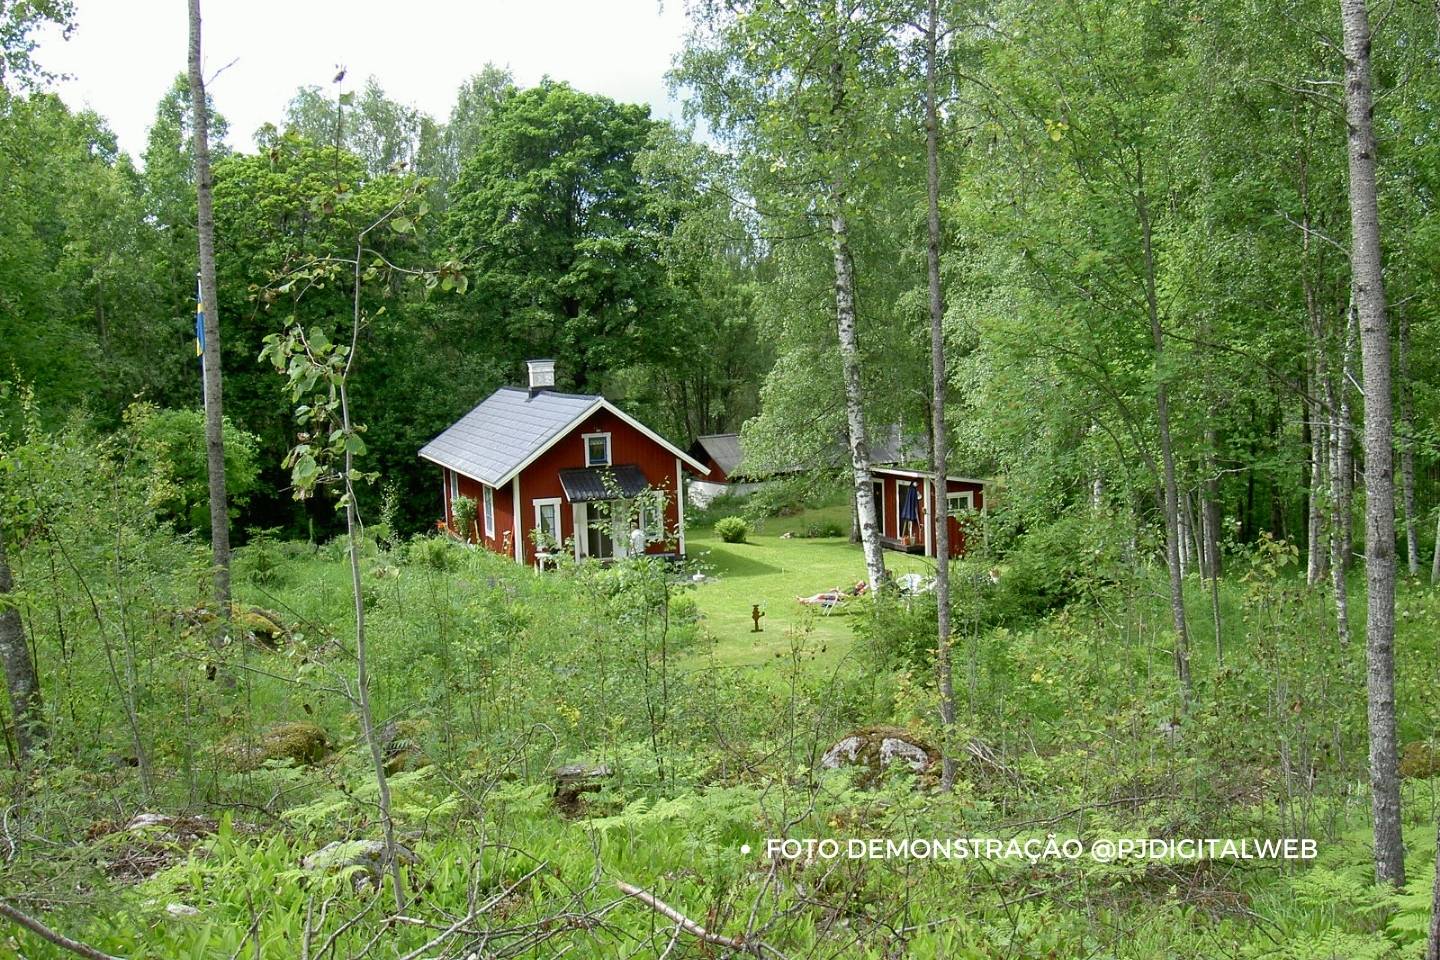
{"left": 686, "top": 512, "right": 935, "bottom": 667}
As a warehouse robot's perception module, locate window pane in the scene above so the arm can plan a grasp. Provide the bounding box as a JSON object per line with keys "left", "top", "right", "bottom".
{"left": 587, "top": 435, "right": 608, "bottom": 465}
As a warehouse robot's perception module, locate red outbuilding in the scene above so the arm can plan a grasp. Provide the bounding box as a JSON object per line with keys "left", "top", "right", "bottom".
{"left": 420, "top": 360, "right": 709, "bottom": 567}
{"left": 869, "top": 465, "right": 985, "bottom": 559}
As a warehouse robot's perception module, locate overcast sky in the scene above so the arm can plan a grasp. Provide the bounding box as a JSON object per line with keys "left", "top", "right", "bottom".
{"left": 38, "top": 1, "right": 694, "bottom": 160}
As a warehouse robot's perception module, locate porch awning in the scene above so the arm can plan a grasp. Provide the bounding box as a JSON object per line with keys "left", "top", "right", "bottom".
{"left": 558, "top": 464, "right": 650, "bottom": 503}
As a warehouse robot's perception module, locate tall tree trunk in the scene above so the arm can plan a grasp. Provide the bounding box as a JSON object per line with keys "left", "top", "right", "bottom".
{"left": 922, "top": 0, "right": 957, "bottom": 792}
{"left": 187, "top": 0, "right": 232, "bottom": 643}
{"left": 1306, "top": 385, "right": 1328, "bottom": 584}
{"left": 1429, "top": 811, "right": 1440, "bottom": 960}
{"left": 1340, "top": 0, "right": 1404, "bottom": 887}
{"left": 0, "top": 526, "right": 44, "bottom": 759}
{"left": 831, "top": 197, "right": 886, "bottom": 589}
{"left": 1432, "top": 510, "right": 1440, "bottom": 585}
{"left": 1398, "top": 309, "right": 1419, "bottom": 576}
{"left": 828, "top": 55, "right": 885, "bottom": 590}
{"left": 1301, "top": 139, "right": 1329, "bottom": 587}
{"left": 1329, "top": 307, "right": 1356, "bottom": 644}
{"left": 1137, "top": 177, "right": 1191, "bottom": 703}
{"left": 1177, "top": 496, "right": 1192, "bottom": 576}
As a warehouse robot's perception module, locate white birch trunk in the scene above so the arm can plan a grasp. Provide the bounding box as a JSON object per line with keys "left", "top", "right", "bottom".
{"left": 831, "top": 198, "right": 886, "bottom": 590}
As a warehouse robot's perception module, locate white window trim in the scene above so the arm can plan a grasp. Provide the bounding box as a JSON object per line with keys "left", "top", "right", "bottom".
{"left": 533, "top": 497, "right": 563, "bottom": 551}
{"left": 511, "top": 479, "right": 522, "bottom": 561}
{"left": 482, "top": 485, "right": 495, "bottom": 538}
{"left": 947, "top": 490, "right": 974, "bottom": 516}
{"left": 582, "top": 432, "right": 612, "bottom": 467}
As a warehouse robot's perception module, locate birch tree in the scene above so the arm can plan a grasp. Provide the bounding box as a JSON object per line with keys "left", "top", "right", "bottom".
{"left": 1338, "top": 0, "right": 1404, "bottom": 886}
{"left": 678, "top": 0, "right": 891, "bottom": 589}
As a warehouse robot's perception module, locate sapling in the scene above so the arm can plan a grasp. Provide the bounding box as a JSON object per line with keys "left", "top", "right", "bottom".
{"left": 260, "top": 169, "right": 464, "bottom": 913}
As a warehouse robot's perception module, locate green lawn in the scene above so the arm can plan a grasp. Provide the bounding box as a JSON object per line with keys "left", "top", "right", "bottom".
{"left": 684, "top": 506, "right": 935, "bottom": 667}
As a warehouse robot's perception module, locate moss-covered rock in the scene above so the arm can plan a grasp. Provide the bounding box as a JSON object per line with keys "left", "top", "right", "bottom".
{"left": 217, "top": 721, "right": 329, "bottom": 771}
{"left": 177, "top": 602, "right": 293, "bottom": 650}
{"left": 819, "top": 725, "right": 938, "bottom": 787}
{"left": 1399, "top": 740, "right": 1439, "bottom": 780}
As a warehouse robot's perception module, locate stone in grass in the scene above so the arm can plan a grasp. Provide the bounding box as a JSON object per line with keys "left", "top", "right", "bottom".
{"left": 216, "top": 721, "right": 330, "bottom": 772}
{"left": 302, "top": 839, "right": 418, "bottom": 888}
{"left": 820, "top": 725, "right": 939, "bottom": 787}
{"left": 552, "top": 762, "right": 612, "bottom": 815}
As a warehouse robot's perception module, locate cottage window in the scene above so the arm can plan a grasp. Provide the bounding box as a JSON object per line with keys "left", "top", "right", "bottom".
{"left": 534, "top": 498, "right": 562, "bottom": 550}
{"left": 584, "top": 433, "right": 611, "bottom": 467}
{"left": 638, "top": 495, "right": 665, "bottom": 542}
{"left": 482, "top": 485, "right": 495, "bottom": 538}
{"left": 946, "top": 491, "right": 973, "bottom": 516}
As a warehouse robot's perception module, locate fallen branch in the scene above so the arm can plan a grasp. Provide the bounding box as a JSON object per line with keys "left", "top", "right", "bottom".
{"left": 617, "top": 880, "right": 757, "bottom": 955}
{"left": 0, "top": 900, "right": 123, "bottom": 960}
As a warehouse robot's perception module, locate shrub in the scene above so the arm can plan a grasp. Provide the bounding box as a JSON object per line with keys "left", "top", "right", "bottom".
{"left": 799, "top": 520, "right": 845, "bottom": 538}
{"left": 124, "top": 402, "right": 261, "bottom": 532}
{"left": 452, "top": 495, "right": 478, "bottom": 541}
{"left": 237, "top": 527, "right": 287, "bottom": 586}
{"left": 714, "top": 517, "right": 749, "bottom": 543}
{"left": 407, "top": 534, "right": 460, "bottom": 572}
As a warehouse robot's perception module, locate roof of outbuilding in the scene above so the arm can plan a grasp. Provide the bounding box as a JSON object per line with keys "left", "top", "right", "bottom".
{"left": 694, "top": 433, "right": 745, "bottom": 475}
{"left": 418, "top": 387, "right": 600, "bottom": 487}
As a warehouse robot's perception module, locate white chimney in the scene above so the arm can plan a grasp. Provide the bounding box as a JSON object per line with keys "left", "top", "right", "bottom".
{"left": 526, "top": 359, "right": 556, "bottom": 393}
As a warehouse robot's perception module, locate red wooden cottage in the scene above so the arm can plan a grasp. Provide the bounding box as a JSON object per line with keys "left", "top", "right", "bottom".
{"left": 869, "top": 466, "right": 985, "bottom": 559}
{"left": 420, "top": 360, "right": 709, "bottom": 566}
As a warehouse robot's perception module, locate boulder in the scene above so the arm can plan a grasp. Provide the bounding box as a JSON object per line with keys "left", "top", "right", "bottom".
{"left": 217, "top": 721, "right": 329, "bottom": 772}
{"left": 820, "top": 726, "right": 938, "bottom": 786}
{"left": 302, "top": 839, "right": 418, "bottom": 885}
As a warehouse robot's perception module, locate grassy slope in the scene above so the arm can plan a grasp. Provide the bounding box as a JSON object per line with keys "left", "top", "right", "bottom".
{"left": 686, "top": 505, "right": 934, "bottom": 667}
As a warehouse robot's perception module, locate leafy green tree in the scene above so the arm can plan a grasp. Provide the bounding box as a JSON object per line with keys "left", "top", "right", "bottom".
{"left": 124, "top": 403, "right": 260, "bottom": 532}
{"left": 284, "top": 76, "right": 444, "bottom": 180}
{"left": 445, "top": 80, "right": 673, "bottom": 393}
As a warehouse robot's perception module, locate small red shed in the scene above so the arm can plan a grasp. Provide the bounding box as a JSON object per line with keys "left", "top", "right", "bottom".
{"left": 869, "top": 465, "right": 985, "bottom": 559}
{"left": 420, "top": 360, "right": 710, "bottom": 566}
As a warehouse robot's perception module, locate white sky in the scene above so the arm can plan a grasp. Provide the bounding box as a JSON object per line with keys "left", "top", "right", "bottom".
{"left": 37, "top": 0, "right": 695, "bottom": 159}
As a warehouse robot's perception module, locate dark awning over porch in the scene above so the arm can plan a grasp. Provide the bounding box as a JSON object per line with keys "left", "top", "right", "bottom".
{"left": 558, "top": 464, "right": 650, "bottom": 503}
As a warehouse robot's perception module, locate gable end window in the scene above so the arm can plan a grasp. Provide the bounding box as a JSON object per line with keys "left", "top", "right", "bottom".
{"left": 584, "top": 433, "right": 612, "bottom": 467}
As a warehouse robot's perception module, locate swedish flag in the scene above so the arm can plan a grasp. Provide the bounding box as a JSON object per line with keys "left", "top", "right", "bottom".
{"left": 195, "top": 296, "right": 205, "bottom": 358}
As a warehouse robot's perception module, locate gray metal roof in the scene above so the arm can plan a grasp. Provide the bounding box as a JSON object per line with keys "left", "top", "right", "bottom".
{"left": 694, "top": 433, "right": 744, "bottom": 475}
{"left": 418, "top": 387, "right": 599, "bottom": 487}
{"left": 558, "top": 465, "right": 649, "bottom": 503}
{"left": 870, "top": 424, "right": 930, "bottom": 465}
